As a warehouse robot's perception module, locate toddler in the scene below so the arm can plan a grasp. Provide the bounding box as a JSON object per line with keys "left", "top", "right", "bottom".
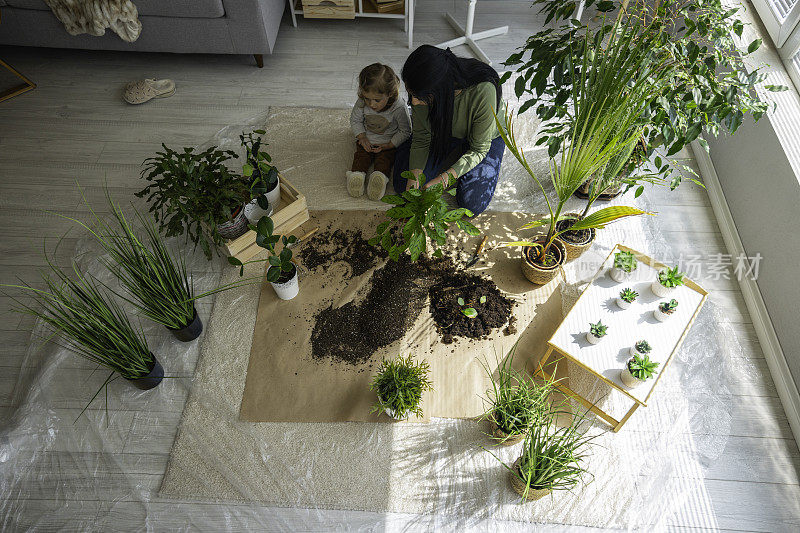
{"left": 347, "top": 63, "right": 411, "bottom": 200}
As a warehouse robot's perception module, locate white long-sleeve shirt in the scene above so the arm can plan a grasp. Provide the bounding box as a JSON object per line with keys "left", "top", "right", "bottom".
{"left": 350, "top": 97, "right": 411, "bottom": 147}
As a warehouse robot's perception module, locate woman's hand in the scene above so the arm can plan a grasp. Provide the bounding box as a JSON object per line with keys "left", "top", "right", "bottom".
{"left": 424, "top": 169, "right": 457, "bottom": 189}
{"left": 423, "top": 175, "right": 444, "bottom": 189}
{"left": 405, "top": 169, "right": 423, "bottom": 191}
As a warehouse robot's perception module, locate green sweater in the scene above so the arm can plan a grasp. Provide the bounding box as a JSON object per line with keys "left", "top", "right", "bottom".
{"left": 409, "top": 81, "right": 503, "bottom": 178}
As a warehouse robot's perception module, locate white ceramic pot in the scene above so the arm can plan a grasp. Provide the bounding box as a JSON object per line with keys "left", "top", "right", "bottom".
{"left": 609, "top": 267, "right": 633, "bottom": 283}
{"left": 384, "top": 407, "right": 403, "bottom": 420}
{"left": 265, "top": 176, "right": 281, "bottom": 211}
{"left": 269, "top": 266, "right": 299, "bottom": 300}
{"left": 620, "top": 365, "right": 644, "bottom": 388}
{"left": 654, "top": 306, "right": 673, "bottom": 322}
{"left": 616, "top": 297, "right": 632, "bottom": 310}
{"left": 630, "top": 345, "right": 652, "bottom": 358}
{"left": 651, "top": 280, "right": 674, "bottom": 298}
{"left": 586, "top": 331, "right": 604, "bottom": 345}
{"left": 244, "top": 195, "right": 274, "bottom": 224}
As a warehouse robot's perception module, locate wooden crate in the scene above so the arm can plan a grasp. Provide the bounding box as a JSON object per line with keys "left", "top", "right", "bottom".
{"left": 224, "top": 175, "right": 309, "bottom": 262}
{"left": 302, "top": 0, "right": 355, "bottom": 19}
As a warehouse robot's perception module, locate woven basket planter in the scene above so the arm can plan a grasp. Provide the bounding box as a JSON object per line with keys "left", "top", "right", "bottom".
{"left": 556, "top": 213, "right": 596, "bottom": 262}
{"left": 489, "top": 419, "right": 526, "bottom": 446}
{"left": 521, "top": 239, "right": 566, "bottom": 285}
{"left": 216, "top": 205, "right": 249, "bottom": 240}
{"left": 509, "top": 458, "right": 552, "bottom": 501}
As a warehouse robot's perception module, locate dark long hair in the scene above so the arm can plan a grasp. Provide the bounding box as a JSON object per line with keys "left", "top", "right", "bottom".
{"left": 401, "top": 45, "right": 501, "bottom": 163}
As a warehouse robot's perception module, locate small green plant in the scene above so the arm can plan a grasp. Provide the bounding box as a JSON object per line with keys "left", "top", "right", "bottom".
{"left": 657, "top": 266, "right": 685, "bottom": 288}
{"left": 228, "top": 216, "right": 298, "bottom": 283}
{"left": 136, "top": 144, "right": 250, "bottom": 259}
{"left": 589, "top": 320, "right": 608, "bottom": 338}
{"left": 370, "top": 171, "right": 479, "bottom": 261}
{"left": 370, "top": 354, "right": 433, "bottom": 419}
{"left": 634, "top": 339, "right": 652, "bottom": 355}
{"left": 659, "top": 299, "right": 679, "bottom": 314}
{"left": 458, "top": 295, "right": 486, "bottom": 318}
{"left": 619, "top": 287, "right": 639, "bottom": 303}
{"left": 613, "top": 250, "right": 638, "bottom": 273}
{"left": 628, "top": 353, "right": 660, "bottom": 381}
{"left": 240, "top": 129, "right": 279, "bottom": 210}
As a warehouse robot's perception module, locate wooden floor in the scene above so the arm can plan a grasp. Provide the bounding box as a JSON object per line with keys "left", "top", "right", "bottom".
{"left": 1, "top": 2, "right": 799, "bottom": 531}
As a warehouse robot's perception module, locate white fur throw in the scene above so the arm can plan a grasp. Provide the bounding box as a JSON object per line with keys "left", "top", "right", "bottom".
{"left": 45, "top": 0, "right": 142, "bottom": 42}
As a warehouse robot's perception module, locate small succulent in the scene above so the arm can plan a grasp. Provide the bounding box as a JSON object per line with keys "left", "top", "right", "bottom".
{"left": 613, "top": 251, "right": 638, "bottom": 273}
{"left": 589, "top": 320, "right": 608, "bottom": 338}
{"left": 628, "top": 353, "right": 659, "bottom": 381}
{"left": 659, "top": 299, "right": 679, "bottom": 314}
{"left": 634, "top": 339, "right": 652, "bottom": 355}
{"left": 657, "top": 266, "right": 685, "bottom": 288}
{"left": 619, "top": 288, "right": 639, "bottom": 303}
{"left": 458, "top": 295, "right": 486, "bottom": 319}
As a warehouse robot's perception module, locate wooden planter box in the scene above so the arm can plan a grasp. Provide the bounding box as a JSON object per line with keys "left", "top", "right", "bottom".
{"left": 302, "top": 0, "right": 355, "bottom": 19}
{"left": 224, "top": 175, "right": 309, "bottom": 262}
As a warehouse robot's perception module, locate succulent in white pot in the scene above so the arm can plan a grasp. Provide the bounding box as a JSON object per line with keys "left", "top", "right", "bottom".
{"left": 609, "top": 250, "right": 638, "bottom": 283}
{"left": 585, "top": 320, "right": 608, "bottom": 345}
{"left": 629, "top": 339, "right": 652, "bottom": 359}
{"left": 616, "top": 287, "right": 639, "bottom": 309}
{"left": 651, "top": 266, "right": 685, "bottom": 297}
{"left": 654, "top": 299, "right": 678, "bottom": 322}
{"left": 620, "top": 352, "right": 660, "bottom": 388}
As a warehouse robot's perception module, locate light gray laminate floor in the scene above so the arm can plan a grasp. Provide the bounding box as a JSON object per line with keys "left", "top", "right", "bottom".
{"left": 1, "top": 2, "right": 799, "bottom": 531}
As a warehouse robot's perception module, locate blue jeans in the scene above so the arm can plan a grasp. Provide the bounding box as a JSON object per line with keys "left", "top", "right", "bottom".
{"left": 393, "top": 136, "right": 504, "bottom": 216}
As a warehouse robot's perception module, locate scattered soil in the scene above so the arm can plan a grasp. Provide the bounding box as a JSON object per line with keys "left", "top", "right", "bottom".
{"left": 429, "top": 272, "right": 514, "bottom": 344}
{"left": 555, "top": 218, "right": 592, "bottom": 245}
{"left": 298, "top": 228, "right": 387, "bottom": 276}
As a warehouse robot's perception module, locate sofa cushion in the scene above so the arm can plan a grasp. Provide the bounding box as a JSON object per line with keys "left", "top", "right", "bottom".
{"left": 5, "top": 0, "right": 226, "bottom": 19}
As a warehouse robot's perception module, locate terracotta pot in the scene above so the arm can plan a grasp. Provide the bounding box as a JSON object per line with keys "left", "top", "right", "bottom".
{"left": 509, "top": 458, "right": 552, "bottom": 501}
{"left": 489, "top": 419, "right": 526, "bottom": 446}
{"left": 520, "top": 239, "right": 567, "bottom": 285}
{"left": 555, "top": 213, "right": 595, "bottom": 262}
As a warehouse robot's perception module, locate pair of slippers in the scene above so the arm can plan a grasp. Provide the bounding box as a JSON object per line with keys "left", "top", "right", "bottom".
{"left": 123, "top": 78, "right": 175, "bottom": 104}
{"left": 347, "top": 170, "right": 389, "bottom": 201}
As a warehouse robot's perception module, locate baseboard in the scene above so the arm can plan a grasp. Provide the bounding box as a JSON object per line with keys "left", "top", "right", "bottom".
{"left": 692, "top": 140, "right": 800, "bottom": 447}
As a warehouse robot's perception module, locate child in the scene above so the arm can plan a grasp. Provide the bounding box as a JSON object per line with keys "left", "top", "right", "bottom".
{"left": 347, "top": 63, "right": 411, "bottom": 200}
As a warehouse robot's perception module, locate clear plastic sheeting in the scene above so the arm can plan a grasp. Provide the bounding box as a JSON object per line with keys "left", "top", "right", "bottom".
{"left": 0, "top": 108, "right": 761, "bottom": 531}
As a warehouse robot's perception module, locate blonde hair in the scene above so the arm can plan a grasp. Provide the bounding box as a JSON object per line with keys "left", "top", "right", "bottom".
{"left": 357, "top": 63, "right": 400, "bottom": 109}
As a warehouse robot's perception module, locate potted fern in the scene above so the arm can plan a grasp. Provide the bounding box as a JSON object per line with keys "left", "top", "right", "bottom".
{"left": 652, "top": 266, "right": 685, "bottom": 297}
{"left": 616, "top": 287, "right": 638, "bottom": 309}
{"left": 654, "top": 299, "right": 679, "bottom": 322}
{"left": 620, "top": 352, "right": 660, "bottom": 388}
{"left": 136, "top": 144, "right": 251, "bottom": 259}
{"left": 370, "top": 355, "right": 433, "bottom": 420}
{"left": 609, "top": 250, "right": 638, "bottom": 283}
{"left": 585, "top": 320, "right": 607, "bottom": 345}
{"left": 241, "top": 130, "right": 281, "bottom": 224}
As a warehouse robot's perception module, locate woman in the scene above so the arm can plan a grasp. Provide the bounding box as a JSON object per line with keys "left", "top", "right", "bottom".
{"left": 394, "top": 45, "right": 505, "bottom": 216}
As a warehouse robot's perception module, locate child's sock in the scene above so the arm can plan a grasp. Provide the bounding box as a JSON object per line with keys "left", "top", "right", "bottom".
{"left": 346, "top": 171, "right": 366, "bottom": 197}
{"left": 367, "top": 171, "right": 389, "bottom": 201}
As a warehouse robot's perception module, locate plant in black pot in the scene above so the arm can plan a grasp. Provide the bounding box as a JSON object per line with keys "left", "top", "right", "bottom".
{"left": 3, "top": 259, "right": 163, "bottom": 418}
{"left": 136, "top": 144, "right": 251, "bottom": 259}
{"left": 228, "top": 216, "right": 300, "bottom": 300}
{"left": 241, "top": 130, "right": 281, "bottom": 224}
{"left": 370, "top": 354, "right": 433, "bottom": 420}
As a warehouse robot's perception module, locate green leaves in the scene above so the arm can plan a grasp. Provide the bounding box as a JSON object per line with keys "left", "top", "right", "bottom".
{"left": 747, "top": 39, "right": 762, "bottom": 54}
{"left": 370, "top": 355, "right": 433, "bottom": 419}
{"left": 462, "top": 308, "right": 478, "bottom": 318}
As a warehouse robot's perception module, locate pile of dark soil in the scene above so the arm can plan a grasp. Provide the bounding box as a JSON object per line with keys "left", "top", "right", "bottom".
{"left": 429, "top": 272, "right": 515, "bottom": 344}
{"left": 555, "top": 218, "right": 592, "bottom": 245}
{"left": 298, "top": 228, "right": 387, "bottom": 276}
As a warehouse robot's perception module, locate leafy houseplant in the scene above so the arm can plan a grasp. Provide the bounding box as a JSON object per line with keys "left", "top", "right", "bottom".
{"left": 630, "top": 339, "right": 652, "bottom": 358}
{"left": 458, "top": 295, "right": 486, "bottom": 319}
{"left": 610, "top": 250, "right": 638, "bottom": 282}
{"left": 621, "top": 352, "right": 660, "bottom": 388}
{"left": 654, "top": 299, "right": 679, "bottom": 322}
{"left": 616, "top": 287, "right": 639, "bottom": 309}
{"left": 228, "top": 216, "right": 300, "bottom": 300}
{"left": 241, "top": 130, "right": 281, "bottom": 222}
{"left": 652, "top": 266, "right": 685, "bottom": 297}
{"left": 136, "top": 144, "right": 251, "bottom": 259}
{"left": 370, "top": 354, "right": 433, "bottom": 420}
{"left": 504, "top": 0, "right": 786, "bottom": 191}
{"left": 370, "top": 171, "right": 479, "bottom": 261}
{"left": 586, "top": 320, "right": 608, "bottom": 344}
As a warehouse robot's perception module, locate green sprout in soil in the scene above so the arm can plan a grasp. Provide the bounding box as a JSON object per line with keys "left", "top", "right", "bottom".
{"left": 458, "top": 295, "right": 486, "bottom": 319}
{"left": 619, "top": 287, "right": 639, "bottom": 303}
{"left": 628, "top": 353, "right": 659, "bottom": 381}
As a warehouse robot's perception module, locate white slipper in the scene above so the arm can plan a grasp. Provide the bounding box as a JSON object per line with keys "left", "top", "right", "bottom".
{"left": 123, "top": 78, "right": 176, "bottom": 104}
{"left": 367, "top": 170, "right": 389, "bottom": 201}
{"left": 346, "top": 171, "right": 366, "bottom": 197}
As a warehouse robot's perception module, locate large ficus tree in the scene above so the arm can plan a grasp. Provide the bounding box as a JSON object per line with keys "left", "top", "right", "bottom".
{"left": 504, "top": 0, "right": 786, "bottom": 189}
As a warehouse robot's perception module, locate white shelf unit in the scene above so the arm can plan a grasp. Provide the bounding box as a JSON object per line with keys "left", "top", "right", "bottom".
{"left": 287, "top": 0, "right": 416, "bottom": 49}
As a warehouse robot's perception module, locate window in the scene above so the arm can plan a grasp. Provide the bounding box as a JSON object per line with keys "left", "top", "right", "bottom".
{"left": 751, "top": 0, "right": 800, "bottom": 47}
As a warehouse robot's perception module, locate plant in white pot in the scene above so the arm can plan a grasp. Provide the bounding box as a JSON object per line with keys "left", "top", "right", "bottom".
{"left": 620, "top": 352, "right": 660, "bottom": 388}
{"left": 616, "top": 287, "right": 638, "bottom": 310}
{"left": 652, "top": 266, "right": 685, "bottom": 297}
{"left": 654, "top": 299, "right": 678, "bottom": 322}
{"left": 609, "top": 250, "right": 638, "bottom": 283}
{"left": 585, "top": 320, "right": 608, "bottom": 345}
{"left": 629, "top": 339, "right": 652, "bottom": 359}
{"left": 228, "top": 216, "right": 300, "bottom": 300}
{"left": 241, "top": 130, "right": 281, "bottom": 224}
{"left": 370, "top": 354, "right": 433, "bottom": 420}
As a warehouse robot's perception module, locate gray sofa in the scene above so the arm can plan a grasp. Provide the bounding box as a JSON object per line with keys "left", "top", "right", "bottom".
{"left": 0, "top": 0, "right": 285, "bottom": 66}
